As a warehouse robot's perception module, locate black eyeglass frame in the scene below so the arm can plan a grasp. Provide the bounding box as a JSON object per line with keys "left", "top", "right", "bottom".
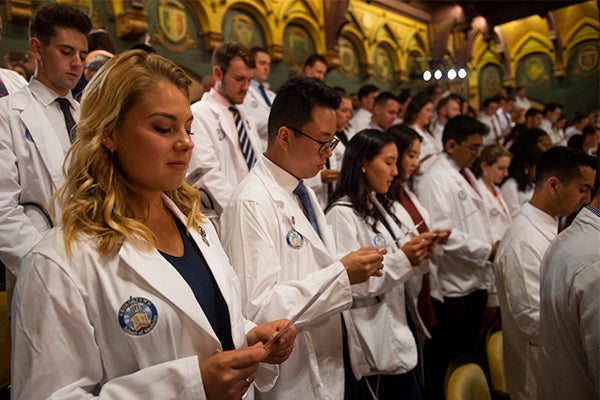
{"left": 286, "top": 126, "right": 340, "bottom": 156}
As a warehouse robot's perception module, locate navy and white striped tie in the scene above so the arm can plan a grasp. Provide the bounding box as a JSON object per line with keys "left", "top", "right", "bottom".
{"left": 229, "top": 106, "right": 256, "bottom": 169}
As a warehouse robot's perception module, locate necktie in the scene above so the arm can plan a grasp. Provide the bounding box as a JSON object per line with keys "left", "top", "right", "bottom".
{"left": 56, "top": 97, "right": 76, "bottom": 143}
{"left": 229, "top": 106, "right": 256, "bottom": 169}
{"left": 398, "top": 188, "right": 437, "bottom": 329}
{"left": 293, "top": 180, "right": 321, "bottom": 238}
{"left": 258, "top": 83, "right": 271, "bottom": 107}
{"left": 459, "top": 168, "right": 478, "bottom": 193}
{"left": 0, "top": 79, "right": 9, "bottom": 98}
{"left": 325, "top": 158, "right": 333, "bottom": 202}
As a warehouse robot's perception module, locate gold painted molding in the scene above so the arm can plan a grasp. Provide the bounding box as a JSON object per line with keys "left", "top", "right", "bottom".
{"left": 6, "top": 0, "right": 32, "bottom": 22}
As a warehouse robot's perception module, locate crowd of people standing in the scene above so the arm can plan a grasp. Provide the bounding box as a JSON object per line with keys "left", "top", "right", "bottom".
{"left": 1, "top": 3, "right": 598, "bottom": 400}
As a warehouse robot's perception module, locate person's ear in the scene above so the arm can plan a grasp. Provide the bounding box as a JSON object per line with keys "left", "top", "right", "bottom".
{"left": 213, "top": 66, "right": 223, "bottom": 82}
{"left": 101, "top": 130, "right": 118, "bottom": 152}
{"left": 445, "top": 139, "right": 458, "bottom": 155}
{"left": 29, "top": 38, "right": 42, "bottom": 62}
{"left": 276, "top": 126, "right": 292, "bottom": 152}
{"left": 547, "top": 176, "right": 562, "bottom": 194}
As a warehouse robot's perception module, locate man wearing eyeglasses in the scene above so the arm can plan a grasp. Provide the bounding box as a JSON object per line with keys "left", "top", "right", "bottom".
{"left": 220, "top": 76, "right": 385, "bottom": 400}
{"left": 415, "top": 115, "right": 498, "bottom": 399}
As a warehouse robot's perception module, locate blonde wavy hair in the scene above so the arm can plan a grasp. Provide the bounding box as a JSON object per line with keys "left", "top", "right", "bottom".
{"left": 53, "top": 50, "right": 203, "bottom": 257}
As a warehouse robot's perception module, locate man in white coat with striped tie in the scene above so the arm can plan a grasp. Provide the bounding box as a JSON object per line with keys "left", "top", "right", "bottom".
{"left": 188, "top": 42, "right": 262, "bottom": 215}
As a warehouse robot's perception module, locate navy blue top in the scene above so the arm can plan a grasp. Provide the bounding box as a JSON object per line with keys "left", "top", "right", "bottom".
{"left": 160, "top": 219, "right": 235, "bottom": 351}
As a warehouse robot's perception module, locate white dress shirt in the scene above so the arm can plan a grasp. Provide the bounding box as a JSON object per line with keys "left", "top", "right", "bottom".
{"left": 494, "top": 202, "right": 558, "bottom": 400}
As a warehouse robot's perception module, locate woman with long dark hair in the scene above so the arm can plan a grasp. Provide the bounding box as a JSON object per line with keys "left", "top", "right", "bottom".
{"left": 403, "top": 92, "right": 437, "bottom": 173}
{"left": 326, "top": 130, "right": 436, "bottom": 400}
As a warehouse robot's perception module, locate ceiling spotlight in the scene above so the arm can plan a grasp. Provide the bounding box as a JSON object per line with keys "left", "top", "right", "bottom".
{"left": 447, "top": 69, "right": 457, "bottom": 80}
{"left": 458, "top": 68, "right": 467, "bottom": 78}
{"left": 434, "top": 69, "right": 442, "bottom": 80}
{"left": 423, "top": 70, "right": 432, "bottom": 81}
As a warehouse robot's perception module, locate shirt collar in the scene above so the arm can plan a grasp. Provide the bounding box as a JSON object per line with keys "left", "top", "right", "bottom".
{"left": 29, "top": 78, "right": 77, "bottom": 108}
{"left": 208, "top": 87, "right": 233, "bottom": 110}
{"left": 250, "top": 79, "right": 262, "bottom": 90}
{"left": 261, "top": 154, "right": 301, "bottom": 195}
{"left": 443, "top": 152, "right": 462, "bottom": 172}
{"left": 521, "top": 202, "right": 559, "bottom": 240}
{"left": 585, "top": 204, "right": 600, "bottom": 218}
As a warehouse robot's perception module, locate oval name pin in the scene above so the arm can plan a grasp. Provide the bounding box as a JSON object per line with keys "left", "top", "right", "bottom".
{"left": 373, "top": 233, "right": 387, "bottom": 248}
{"left": 286, "top": 228, "right": 304, "bottom": 249}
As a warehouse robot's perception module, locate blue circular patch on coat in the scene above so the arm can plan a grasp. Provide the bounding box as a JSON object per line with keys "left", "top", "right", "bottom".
{"left": 118, "top": 297, "right": 158, "bottom": 336}
{"left": 458, "top": 190, "right": 467, "bottom": 200}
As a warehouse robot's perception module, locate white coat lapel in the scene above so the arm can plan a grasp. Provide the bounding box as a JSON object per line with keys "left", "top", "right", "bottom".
{"left": 117, "top": 241, "right": 220, "bottom": 345}
{"left": 258, "top": 167, "right": 332, "bottom": 259}
{"left": 14, "top": 89, "right": 64, "bottom": 188}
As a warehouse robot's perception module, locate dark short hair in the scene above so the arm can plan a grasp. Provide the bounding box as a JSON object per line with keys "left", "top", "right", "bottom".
{"left": 304, "top": 53, "right": 327, "bottom": 68}
{"left": 212, "top": 42, "right": 255, "bottom": 75}
{"left": 525, "top": 108, "right": 543, "bottom": 118}
{"left": 582, "top": 125, "right": 598, "bottom": 138}
{"left": 442, "top": 115, "right": 489, "bottom": 146}
{"left": 536, "top": 146, "right": 597, "bottom": 187}
{"left": 483, "top": 97, "right": 498, "bottom": 108}
{"left": 373, "top": 92, "right": 399, "bottom": 108}
{"left": 29, "top": 2, "right": 92, "bottom": 44}
{"left": 268, "top": 76, "right": 340, "bottom": 139}
{"left": 357, "top": 84, "right": 380, "bottom": 100}
{"left": 436, "top": 95, "right": 461, "bottom": 114}
{"left": 250, "top": 46, "right": 269, "bottom": 57}
{"left": 543, "top": 101, "right": 563, "bottom": 114}
{"left": 332, "top": 86, "right": 350, "bottom": 99}
{"left": 88, "top": 28, "right": 115, "bottom": 53}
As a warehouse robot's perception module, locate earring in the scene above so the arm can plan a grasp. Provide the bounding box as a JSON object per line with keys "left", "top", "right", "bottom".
{"left": 361, "top": 167, "right": 366, "bottom": 173}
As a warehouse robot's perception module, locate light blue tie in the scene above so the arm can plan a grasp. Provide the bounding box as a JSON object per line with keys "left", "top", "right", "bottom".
{"left": 229, "top": 106, "right": 256, "bottom": 169}
{"left": 293, "top": 180, "right": 321, "bottom": 238}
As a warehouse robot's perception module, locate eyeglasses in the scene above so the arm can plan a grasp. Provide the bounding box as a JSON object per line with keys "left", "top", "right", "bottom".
{"left": 462, "top": 142, "right": 484, "bottom": 155}
{"left": 287, "top": 126, "right": 340, "bottom": 156}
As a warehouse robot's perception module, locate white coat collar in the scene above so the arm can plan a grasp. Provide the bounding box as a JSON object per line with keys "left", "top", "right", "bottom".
{"left": 116, "top": 195, "right": 234, "bottom": 350}
{"left": 520, "top": 202, "right": 558, "bottom": 242}
{"left": 10, "top": 84, "right": 65, "bottom": 188}
{"left": 254, "top": 155, "right": 336, "bottom": 257}
{"left": 438, "top": 153, "right": 484, "bottom": 205}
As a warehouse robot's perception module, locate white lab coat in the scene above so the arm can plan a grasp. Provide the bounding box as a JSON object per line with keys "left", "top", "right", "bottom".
{"left": 494, "top": 202, "right": 558, "bottom": 400}
{"left": 412, "top": 124, "right": 440, "bottom": 175}
{"left": 326, "top": 196, "right": 419, "bottom": 379}
{"left": 11, "top": 197, "right": 277, "bottom": 399}
{"left": 475, "top": 178, "right": 512, "bottom": 304}
{"left": 416, "top": 153, "right": 493, "bottom": 297}
{"left": 346, "top": 108, "right": 371, "bottom": 140}
{"left": 220, "top": 155, "right": 353, "bottom": 400}
{"left": 0, "top": 68, "right": 27, "bottom": 95}
{"left": 188, "top": 89, "right": 262, "bottom": 215}
{"left": 243, "top": 80, "right": 275, "bottom": 151}
{"left": 500, "top": 177, "right": 534, "bottom": 219}
{"left": 538, "top": 206, "right": 600, "bottom": 400}
{"left": 0, "top": 83, "right": 74, "bottom": 293}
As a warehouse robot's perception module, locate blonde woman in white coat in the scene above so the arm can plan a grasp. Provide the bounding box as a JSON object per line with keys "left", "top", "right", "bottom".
{"left": 326, "top": 130, "right": 437, "bottom": 400}
{"left": 471, "top": 145, "right": 513, "bottom": 309}
{"left": 11, "top": 51, "right": 296, "bottom": 400}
